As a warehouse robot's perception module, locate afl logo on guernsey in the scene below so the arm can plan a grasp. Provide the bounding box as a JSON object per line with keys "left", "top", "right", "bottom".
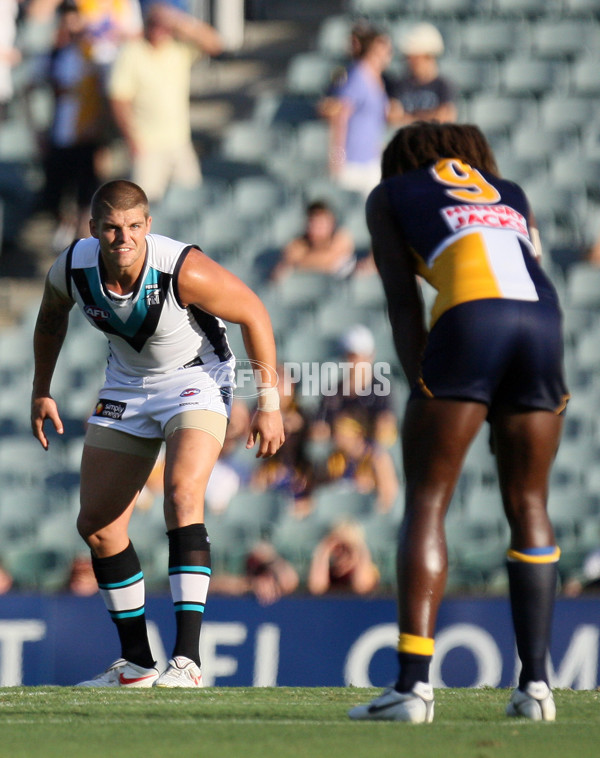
{"left": 84, "top": 305, "right": 111, "bottom": 321}
{"left": 180, "top": 388, "right": 202, "bottom": 397}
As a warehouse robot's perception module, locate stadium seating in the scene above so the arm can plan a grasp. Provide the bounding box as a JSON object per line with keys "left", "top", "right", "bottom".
{"left": 499, "top": 58, "right": 561, "bottom": 98}
{"left": 490, "top": 0, "right": 554, "bottom": 18}
{"left": 361, "top": 510, "right": 401, "bottom": 586}
{"left": 566, "top": 262, "right": 600, "bottom": 308}
{"left": 563, "top": 0, "right": 600, "bottom": 16}
{"left": 270, "top": 510, "right": 328, "bottom": 581}
{"left": 5, "top": 546, "right": 72, "bottom": 592}
{"left": 316, "top": 15, "right": 353, "bottom": 59}
{"left": 220, "top": 119, "right": 277, "bottom": 164}
{"left": 279, "top": 330, "right": 339, "bottom": 365}
{"left": 312, "top": 483, "right": 377, "bottom": 529}
{"left": 269, "top": 269, "right": 336, "bottom": 309}
{"left": 439, "top": 59, "right": 500, "bottom": 97}
{"left": 286, "top": 53, "right": 336, "bottom": 97}
{"left": 459, "top": 21, "right": 520, "bottom": 60}
{"left": 422, "top": 0, "right": 475, "bottom": 20}
{"left": 467, "top": 94, "right": 531, "bottom": 138}
{"left": 539, "top": 95, "right": 597, "bottom": 138}
{"left": 0, "top": 113, "right": 39, "bottom": 162}
{"left": 229, "top": 175, "right": 285, "bottom": 228}
{"left": 313, "top": 299, "right": 379, "bottom": 339}
{"left": 4, "top": 0, "right": 600, "bottom": 595}
{"left": 347, "top": 0, "right": 407, "bottom": 18}
{"left": 571, "top": 55, "right": 600, "bottom": 97}
{"left": 529, "top": 19, "right": 596, "bottom": 60}
{"left": 221, "top": 488, "right": 289, "bottom": 541}
{"left": 203, "top": 516, "right": 255, "bottom": 575}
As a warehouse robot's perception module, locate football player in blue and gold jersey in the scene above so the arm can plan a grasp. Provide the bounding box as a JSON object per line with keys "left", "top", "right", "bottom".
{"left": 349, "top": 122, "right": 568, "bottom": 723}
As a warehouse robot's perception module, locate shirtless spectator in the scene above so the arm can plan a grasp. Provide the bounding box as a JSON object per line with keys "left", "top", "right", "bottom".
{"left": 271, "top": 200, "right": 355, "bottom": 281}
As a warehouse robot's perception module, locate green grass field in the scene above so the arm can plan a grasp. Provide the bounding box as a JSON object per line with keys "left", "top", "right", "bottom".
{"left": 0, "top": 687, "right": 598, "bottom": 758}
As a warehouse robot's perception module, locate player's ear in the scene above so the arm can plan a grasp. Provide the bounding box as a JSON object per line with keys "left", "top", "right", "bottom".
{"left": 146, "top": 215, "right": 152, "bottom": 232}
{"left": 89, "top": 218, "right": 98, "bottom": 239}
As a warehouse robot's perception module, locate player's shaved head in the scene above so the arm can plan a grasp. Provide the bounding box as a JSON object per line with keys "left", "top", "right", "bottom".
{"left": 381, "top": 121, "right": 499, "bottom": 180}
{"left": 91, "top": 180, "right": 150, "bottom": 221}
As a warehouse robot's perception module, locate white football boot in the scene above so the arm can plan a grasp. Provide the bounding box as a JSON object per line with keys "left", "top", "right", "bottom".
{"left": 155, "top": 656, "right": 203, "bottom": 688}
{"left": 77, "top": 658, "right": 159, "bottom": 688}
{"left": 348, "top": 682, "right": 434, "bottom": 723}
{"left": 506, "top": 680, "right": 556, "bottom": 721}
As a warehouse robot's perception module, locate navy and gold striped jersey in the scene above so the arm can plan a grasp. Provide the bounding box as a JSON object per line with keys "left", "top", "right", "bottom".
{"left": 383, "top": 159, "right": 559, "bottom": 326}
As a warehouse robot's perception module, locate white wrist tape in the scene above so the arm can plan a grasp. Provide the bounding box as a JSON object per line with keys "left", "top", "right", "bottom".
{"left": 257, "top": 386, "right": 280, "bottom": 412}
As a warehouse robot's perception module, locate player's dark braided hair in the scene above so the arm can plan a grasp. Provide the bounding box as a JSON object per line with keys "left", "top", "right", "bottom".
{"left": 381, "top": 121, "right": 500, "bottom": 180}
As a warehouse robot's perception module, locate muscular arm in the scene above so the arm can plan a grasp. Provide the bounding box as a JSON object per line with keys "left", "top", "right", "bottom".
{"left": 177, "top": 248, "right": 285, "bottom": 457}
{"left": 366, "top": 183, "right": 427, "bottom": 387}
{"left": 31, "top": 277, "right": 74, "bottom": 449}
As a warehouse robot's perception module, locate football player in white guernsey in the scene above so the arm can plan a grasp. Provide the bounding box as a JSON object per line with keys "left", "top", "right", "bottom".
{"left": 31, "top": 180, "right": 285, "bottom": 688}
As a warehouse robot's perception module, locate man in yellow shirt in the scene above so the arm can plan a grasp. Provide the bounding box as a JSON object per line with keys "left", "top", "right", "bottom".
{"left": 108, "top": 3, "right": 223, "bottom": 202}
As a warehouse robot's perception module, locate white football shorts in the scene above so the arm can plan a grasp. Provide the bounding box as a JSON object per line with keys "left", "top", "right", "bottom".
{"left": 86, "top": 359, "right": 235, "bottom": 441}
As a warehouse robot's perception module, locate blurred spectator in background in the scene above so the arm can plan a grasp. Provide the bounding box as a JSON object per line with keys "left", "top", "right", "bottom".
{"left": 320, "top": 410, "right": 399, "bottom": 513}
{"left": 388, "top": 23, "right": 457, "bottom": 126}
{"left": 0, "top": 561, "right": 14, "bottom": 594}
{"left": 323, "top": 18, "right": 390, "bottom": 98}
{"left": 584, "top": 233, "right": 600, "bottom": 266}
{"left": 271, "top": 200, "right": 356, "bottom": 281}
{"left": 0, "top": 0, "right": 22, "bottom": 122}
{"left": 67, "top": 554, "right": 98, "bottom": 595}
{"left": 210, "top": 540, "right": 299, "bottom": 605}
{"left": 320, "top": 25, "right": 393, "bottom": 198}
{"left": 107, "top": 2, "right": 223, "bottom": 203}
{"left": 36, "top": 0, "right": 106, "bottom": 251}
{"left": 77, "top": 0, "right": 143, "bottom": 86}
{"left": 307, "top": 519, "right": 379, "bottom": 595}
{"left": 311, "top": 324, "right": 398, "bottom": 448}
{"left": 562, "top": 547, "right": 600, "bottom": 596}
{"left": 252, "top": 368, "right": 314, "bottom": 510}
{"left": 138, "top": 0, "right": 190, "bottom": 13}
{"left": 205, "top": 399, "right": 253, "bottom": 516}
{"left": 135, "top": 443, "right": 166, "bottom": 511}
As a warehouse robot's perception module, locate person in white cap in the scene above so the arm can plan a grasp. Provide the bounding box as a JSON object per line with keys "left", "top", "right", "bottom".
{"left": 310, "top": 324, "right": 398, "bottom": 450}
{"left": 388, "top": 23, "right": 457, "bottom": 126}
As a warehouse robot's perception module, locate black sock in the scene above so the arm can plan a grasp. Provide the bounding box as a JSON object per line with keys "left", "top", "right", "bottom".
{"left": 167, "top": 523, "right": 211, "bottom": 667}
{"left": 92, "top": 542, "right": 155, "bottom": 669}
{"left": 507, "top": 554, "right": 558, "bottom": 688}
{"left": 395, "top": 652, "right": 432, "bottom": 693}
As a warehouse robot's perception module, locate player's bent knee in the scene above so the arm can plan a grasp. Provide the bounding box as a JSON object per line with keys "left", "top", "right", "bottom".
{"left": 164, "top": 485, "right": 205, "bottom": 525}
